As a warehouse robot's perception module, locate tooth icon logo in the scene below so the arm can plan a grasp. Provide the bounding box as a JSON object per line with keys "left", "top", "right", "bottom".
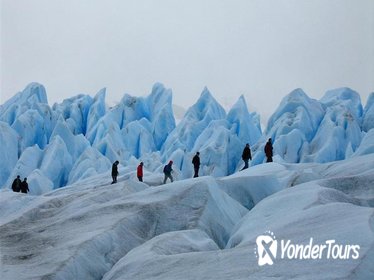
{"left": 255, "top": 231, "right": 277, "bottom": 266}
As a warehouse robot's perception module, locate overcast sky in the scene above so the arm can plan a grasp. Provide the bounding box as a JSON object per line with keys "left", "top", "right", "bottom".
{"left": 1, "top": 0, "right": 373, "bottom": 122}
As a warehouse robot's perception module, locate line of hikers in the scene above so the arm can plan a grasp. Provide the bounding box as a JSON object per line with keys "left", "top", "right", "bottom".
{"left": 11, "top": 175, "right": 29, "bottom": 193}
{"left": 241, "top": 138, "right": 274, "bottom": 170}
{"left": 11, "top": 139, "right": 273, "bottom": 192}
{"left": 111, "top": 138, "right": 273, "bottom": 184}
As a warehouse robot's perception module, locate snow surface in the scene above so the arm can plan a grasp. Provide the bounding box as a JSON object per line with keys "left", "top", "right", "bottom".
{"left": 1, "top": 154, "right": 373, "bottom": 279}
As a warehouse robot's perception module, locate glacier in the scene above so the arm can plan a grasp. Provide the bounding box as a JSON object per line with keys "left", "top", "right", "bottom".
{"left": 1, "top": 82, "right": 374, "bottom": 279}
{"left": 2, "top": 83, "right": 373, "bottom": 192}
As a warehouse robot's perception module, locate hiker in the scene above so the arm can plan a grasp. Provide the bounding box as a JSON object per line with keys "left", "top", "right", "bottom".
{"left": 111, "top": 161, "right": 119, "bottom": 184}
{"left": 11, "top": 175, "right": 21, "bottom": 192}
{"left": 163, "top": 160, "right": 174, "bottom": 184}
{"left": 137, "top": 162, "right": 144, "bottom": 182}
{"left": 241, "top": 143, "right": 252, "bottom": 170}
{"left": 264, "top": 138, "right": 273, "bottom": 162}
{"left": 20, "top": 178, "right": 29, "bottom": 194}
{"left": 192, "top": 152, "right": 200, "bottom": 178}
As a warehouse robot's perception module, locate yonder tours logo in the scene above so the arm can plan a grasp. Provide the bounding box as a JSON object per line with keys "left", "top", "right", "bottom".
{"left": 255, "top": 231, "right": 277, "bottom": 266}
{"left": 255, "top": 231, "right": 360, "bottom": 266}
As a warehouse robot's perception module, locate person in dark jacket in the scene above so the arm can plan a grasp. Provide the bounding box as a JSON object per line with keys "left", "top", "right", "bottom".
{"left": 111, "top": 161, "right": 119, "bottom": 184}
{"left": 163, "top": 160, "right": 174, "bottom": 184}
{"left": 192, "top": 152, "right": 200, "bottom": 178}
{"left": 264, "top": 138, "right": 273, "bottom": 162}
{"left": 241, "top": 143, "right": 252, "bottom": 170}
{"left": 20, "top": 178, "right": 29, "bottom": 194}
{"left": 137, "top": 162, "right": 144, "bottom": 182}
{"left": 12, "top": 175, "right": 21, "bottom": 192}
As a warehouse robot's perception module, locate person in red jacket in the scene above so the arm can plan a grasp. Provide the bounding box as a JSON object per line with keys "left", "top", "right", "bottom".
{"left": 137, "top": 162, "right": 144, "bottom": 182}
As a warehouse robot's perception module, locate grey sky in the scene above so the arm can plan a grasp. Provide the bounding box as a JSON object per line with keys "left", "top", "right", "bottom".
{"left": 1, "top": 0, "right": 373, "bottom": 123}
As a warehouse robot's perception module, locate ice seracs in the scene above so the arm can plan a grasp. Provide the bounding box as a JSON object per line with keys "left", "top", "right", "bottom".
{"left": 0, "top": 83, "right": 48, "bottom": 125}
{"left": 1, "top": 83, "right": 374, "bottom": 192}
{"left": 50, "top": 116, "right": 90, "bottom": 162}
{"left": 39, "top": 136, "right": 73, "bottom": 188}
{"left": 161, "top": 87, "right": 226, "bottom": 159}
{"left": 226, "top": 95, "right": 262, "bottom": 145}
{"left": 68, "top": 147, "right": 112, "bottom": 185}
{"left": 148, "top": 83, "right": 176, "bottom": 150}
{"left": 52, "top": 94, "right": 94, "bottom": 135}
{"left": 363, "top": 92, "right": 374, "bottom": 132}
{"left": 11, "top": 109, "right": 47, "bottom": 154}
{"left": 253, "top": 87, "right": 369, "bottom": 165}
{"left": 0, "top": 122, "right": 19, "bottom": 186}
{"left": 161, "top": 92, "right": 262, "bottom": 177}
{"left": 304, "top": 88, "right": 363, "bottom": 162}
{"left": 86, "top": 88, "right": 107, "bottom": 142}
{"left": 254, "top": 88, "right": 325, "bottom": 164}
